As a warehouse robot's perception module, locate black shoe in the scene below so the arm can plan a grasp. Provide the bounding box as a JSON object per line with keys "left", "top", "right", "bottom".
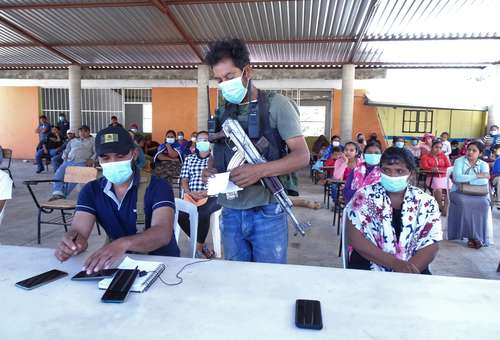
{"left": 36, "top": 169, "right": 44, "bottom": 174}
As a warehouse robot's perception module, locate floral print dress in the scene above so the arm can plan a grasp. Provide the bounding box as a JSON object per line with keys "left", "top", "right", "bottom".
{"left": 346, "top": 183, "right": 443, "bottom": 271}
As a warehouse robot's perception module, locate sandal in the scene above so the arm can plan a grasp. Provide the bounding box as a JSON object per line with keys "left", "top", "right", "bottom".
{"left": 202, "top": 244, "right": 215, "bottom": 259}
{"left": 473, "top": 240, "right": 483, "bottom": 249}
{"left": 467, "top": 240, "right": 476, "bottom": 248}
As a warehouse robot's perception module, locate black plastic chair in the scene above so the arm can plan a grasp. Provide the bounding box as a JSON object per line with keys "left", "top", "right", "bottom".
{"left": 24, "top": 166, "right": 101, "bottom": 244}
{"left": 0, "top": 148, "right": 14, "bottom": 188}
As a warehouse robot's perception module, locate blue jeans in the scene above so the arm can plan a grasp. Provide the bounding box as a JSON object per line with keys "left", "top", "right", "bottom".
{"left": 221, "top": 203, "right": 288, "bottom": 264}
{"left": 51, "top": 153, "right": 64, "bottom": 172}
{"left": 52, "top": 160, "right": 86, "bottom": 197}
{"left": 35, "top": 148, "right": 58, "bottom": 171}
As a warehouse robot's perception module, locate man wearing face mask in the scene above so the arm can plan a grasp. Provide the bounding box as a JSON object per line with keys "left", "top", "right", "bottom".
{"left": 203, "top": 39, "right": 310, "bottom": 264}
{"left": 483, "top": 125, "right": 499, "bottom": 159}
{"left": 346, "top": 147, "right": 442, "bottom": 273}
{"left": 54, "top": 126, "right": 179, "bottom": 273}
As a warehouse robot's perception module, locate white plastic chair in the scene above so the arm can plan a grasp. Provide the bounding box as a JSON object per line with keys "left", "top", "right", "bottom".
{"left": 174, "top": 198, "right": 198, "bottom": 258}
{"left": 210, "top": 209, "right": 222, "bottom": 258}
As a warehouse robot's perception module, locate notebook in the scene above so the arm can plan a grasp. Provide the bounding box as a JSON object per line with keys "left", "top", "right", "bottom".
{"left": 98, "top": 256, "right": 165, "bottom": 293}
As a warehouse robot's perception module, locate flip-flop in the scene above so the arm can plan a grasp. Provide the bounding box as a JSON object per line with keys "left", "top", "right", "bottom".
{"left": 202, "top": 244, "right": 215, "bottom": 259}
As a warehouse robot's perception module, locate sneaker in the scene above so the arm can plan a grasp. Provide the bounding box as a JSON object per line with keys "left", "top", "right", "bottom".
{"left": 35, "top": 169, "right": 44, "bottom": 174}
{"left": 48, "top": 194, "right": 64, "bottom": 202}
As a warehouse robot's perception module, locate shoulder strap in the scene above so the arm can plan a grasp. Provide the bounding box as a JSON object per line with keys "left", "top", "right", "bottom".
{"left": 136, "top": 170, "right": 152, "bottom": 227}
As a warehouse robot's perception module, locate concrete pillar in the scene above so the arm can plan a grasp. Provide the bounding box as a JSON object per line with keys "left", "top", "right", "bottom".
{"left": 340, "top": 64, "right": 355, "bottom": 142}
{"left": 68, "top": 64, "right": 82, "bottom": 131}
{"left": 488, "top": 64, "right": 500, "bottom": 129}
{"left": 197, "top": 64, "right": 210, "bottom": 131}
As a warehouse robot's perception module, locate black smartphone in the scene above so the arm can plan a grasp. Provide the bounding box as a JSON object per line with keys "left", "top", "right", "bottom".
{"left": 71, "top": 269, "right": 118, "bottom": 281}
{"left": 101, "top": 268, "right": 139, "bottom": 303}
{"left": 295, "top": 299, "right": 323, "bottom": 330}
{"left": 15, "top": 269, "right": 68, "bottom": 290}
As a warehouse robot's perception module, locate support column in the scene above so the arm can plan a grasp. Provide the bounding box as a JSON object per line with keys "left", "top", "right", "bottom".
{"left": 340, "top": 64, "right": 355, "bottom": 142}
{"left": 68, "top": 64, "right": 82, "bottom": 131}
{"left": 488, "top": 64, "right": 500, "bottom": 129}
{"left": 197, "top": 64, "right": 210, "bottom": 131}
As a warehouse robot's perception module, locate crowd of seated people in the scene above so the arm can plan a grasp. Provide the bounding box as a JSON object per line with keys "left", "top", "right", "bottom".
{"left": 310, "top": 123, "right": 499, "bottom": 259}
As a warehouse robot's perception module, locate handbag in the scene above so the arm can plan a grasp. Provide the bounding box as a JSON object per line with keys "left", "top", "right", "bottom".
{"left": 457, "top": 164, "right": 489, "bottom": 196}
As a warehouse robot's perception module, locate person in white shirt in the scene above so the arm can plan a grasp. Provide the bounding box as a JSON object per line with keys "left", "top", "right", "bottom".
{"left": 0, "top": 170, "right": 13, "bottom": 226}
{"left": 440, "top": 132, "right": 452, "bottom": 157}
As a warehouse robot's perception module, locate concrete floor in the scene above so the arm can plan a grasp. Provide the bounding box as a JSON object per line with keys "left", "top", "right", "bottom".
{"left": 1, "top": 160, "right": 499, "bottom": 280}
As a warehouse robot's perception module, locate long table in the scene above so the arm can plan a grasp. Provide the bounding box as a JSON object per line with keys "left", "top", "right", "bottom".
{"left": 1, "top": 245, "right": 499, "bottom": 339}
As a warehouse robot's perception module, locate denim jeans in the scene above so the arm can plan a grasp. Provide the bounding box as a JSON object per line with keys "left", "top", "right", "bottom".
{"left": 221, "top": 203, "right": 288, "bottom": 264}
{"left": 35, "top": 148, "right": 58, "bottom": 172}
{"left": 52, "top": 160, "right": 86, "bottom": 197}
{"left": 51, "top": 153, "right": 64, "bottom": 172}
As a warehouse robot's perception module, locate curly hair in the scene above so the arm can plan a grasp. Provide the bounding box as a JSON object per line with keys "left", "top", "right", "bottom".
{"left": 204, "top": 38, "right": 250, "bottom": 70}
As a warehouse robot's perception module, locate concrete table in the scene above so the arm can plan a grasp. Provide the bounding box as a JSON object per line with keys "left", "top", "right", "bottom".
{"left": 0, "top": 245, "right": 499, "bottom": 339}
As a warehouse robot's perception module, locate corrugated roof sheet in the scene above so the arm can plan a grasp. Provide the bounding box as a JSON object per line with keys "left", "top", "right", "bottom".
{"left": 0, "top": 6, "right": 183, "bottom": 44}
{"left": 58, "top": 44, "right": 200, "bottom": 64}
{"left": 0, "top": 0, "right": 499, "bottom": 68}
{"left": 0, "top": 46, "right": 68, "bottom": 64}
{"left": 0, "top": 21, "right": 32, "bottom": 44}
{"left": 171, "top": 0, "right": 371, "bottom": 41}
{"left": 366, "top": 0, "right": 500, "bottom": 38}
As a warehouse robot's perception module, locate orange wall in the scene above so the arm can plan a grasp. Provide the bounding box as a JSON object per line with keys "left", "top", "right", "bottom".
{"left": 331, "top": 89, "right": 387, "bottom": 148}
{"left": 0, "top": 86, "right": 40, "bottom": 159}
{"left": 152, "top": 87, "right": 218, "bottom": 142}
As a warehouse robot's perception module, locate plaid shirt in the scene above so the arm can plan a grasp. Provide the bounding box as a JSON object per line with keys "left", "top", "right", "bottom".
{"left": 180, "top": 153, "right": 209, "bottom": 192}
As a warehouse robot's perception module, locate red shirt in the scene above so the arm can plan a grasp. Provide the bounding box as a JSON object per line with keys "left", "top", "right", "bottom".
{"left": 420, "top": 152, "right": 451, "bottom": 177}
{"left": 324, "top": 158, "right": 336, "bottom": 177}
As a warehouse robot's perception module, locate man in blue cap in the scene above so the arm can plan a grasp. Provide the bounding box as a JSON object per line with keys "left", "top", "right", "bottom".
{"left": 55, "top": 126, "right": 179, "bottom": 273}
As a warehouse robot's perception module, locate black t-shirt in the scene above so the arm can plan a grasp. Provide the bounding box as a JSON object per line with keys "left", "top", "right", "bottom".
{"left": 45, "top": 133, "right": 63, "bottom": 150}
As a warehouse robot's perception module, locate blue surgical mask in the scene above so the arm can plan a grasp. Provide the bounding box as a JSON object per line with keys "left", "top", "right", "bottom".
{"left": 217, "top": 73, "right": 248, "bottom": 104}
{"left": 411, "top": 140, "right": 418, "bottom": 146}
{"left": 395, "top": 141, "right": 405, "bottom": 148}
{"left": 380, "top": 173, "right": 409, "bottom": 193}
{"left": 364, "top": 153, "right": 381, "bottom": 166}
{"left": 196, "top": 141, "right": 210, "bottom": 153}
{"left": 165, "top": 137, "right": 175, "bottom": 144}
{"left": 491, "top": 130, "right": 498, "bottom": 136}
{"left": 100, "top": 159, "right": 133, "bottom": 185}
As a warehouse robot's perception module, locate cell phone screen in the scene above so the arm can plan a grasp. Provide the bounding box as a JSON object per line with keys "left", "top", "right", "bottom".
{"left": 72, "top": 269, "right": 118, "bottom": 281}
{"left": 295, "top": 299, "right": 323, "bottom": 330}
{"left": 15, "top": 269, "right": 68, "bottom": 290}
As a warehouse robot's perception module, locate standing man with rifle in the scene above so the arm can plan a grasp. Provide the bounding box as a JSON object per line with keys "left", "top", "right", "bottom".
{"left": 203, "top": 39, "right": 310, "bottom": 264}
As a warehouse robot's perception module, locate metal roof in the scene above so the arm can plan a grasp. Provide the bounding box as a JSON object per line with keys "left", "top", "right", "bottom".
{"left": 0, "top": 0, "right": 498, "bottom": 69}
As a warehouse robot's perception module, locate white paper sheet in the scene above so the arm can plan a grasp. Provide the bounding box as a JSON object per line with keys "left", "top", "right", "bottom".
{"left": 207, "top": 172, "right": 243, "bottom": 196}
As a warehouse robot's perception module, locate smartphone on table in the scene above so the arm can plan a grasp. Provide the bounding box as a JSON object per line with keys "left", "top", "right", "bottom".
{"left": 72, "top": 269, "right": 118, "bottom": 281}
{"left": 101, "top": 268, "right": 139, "bottom": 303}
{"left": 15, "top": 269, "right": 68, "bottom": 290}
{"left": 295, "top": 299, "right": 323, "bottom": 330}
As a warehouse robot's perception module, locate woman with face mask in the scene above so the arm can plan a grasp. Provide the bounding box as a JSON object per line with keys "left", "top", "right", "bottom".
{"left": 419, "top": 139, "right": 451, "bottom": 215}
{"left": 152, "top": 130, "right": 183, "bottom": 185}
{"left": 345, "top": 147, "right": 442, "bottom": 273}
{"left": 343, "top": 142, "right": 382, "bottom": 204}
{"left": 448, "top": 140, "right": 492, "bottom": 249}
{"left": 179, "top": 131, "right": 221, "bottom": 259}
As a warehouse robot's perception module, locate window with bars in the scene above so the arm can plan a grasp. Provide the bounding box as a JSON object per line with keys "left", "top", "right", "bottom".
{"left": 402, "top": 109, "right": 433, "bottom": 133}
{"left": 41, "top": 88, "right": 152, "bottom": 134}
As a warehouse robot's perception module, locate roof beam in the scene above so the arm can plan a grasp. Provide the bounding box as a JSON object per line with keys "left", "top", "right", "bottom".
{"left": 0, "top": 61, "right": 491, "bottom": 70}
{"left": 348, "top": 0, "right": 380, "bottom": 63}
{"left": 3, "top": 35, "right": 499, "bottom": 49}
{"left": 0, "top": 1, "right": 151, "bottom": 10}
{"left": 150, "top": 0, "right": 204, "bottom": 62}
{"left": 0, "top": 16, "right": 78, "bottom": 64}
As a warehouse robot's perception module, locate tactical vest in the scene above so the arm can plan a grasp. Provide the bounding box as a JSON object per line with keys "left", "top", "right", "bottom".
{"left": 210, "top": 90, "right": 299, "bottom": 195}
